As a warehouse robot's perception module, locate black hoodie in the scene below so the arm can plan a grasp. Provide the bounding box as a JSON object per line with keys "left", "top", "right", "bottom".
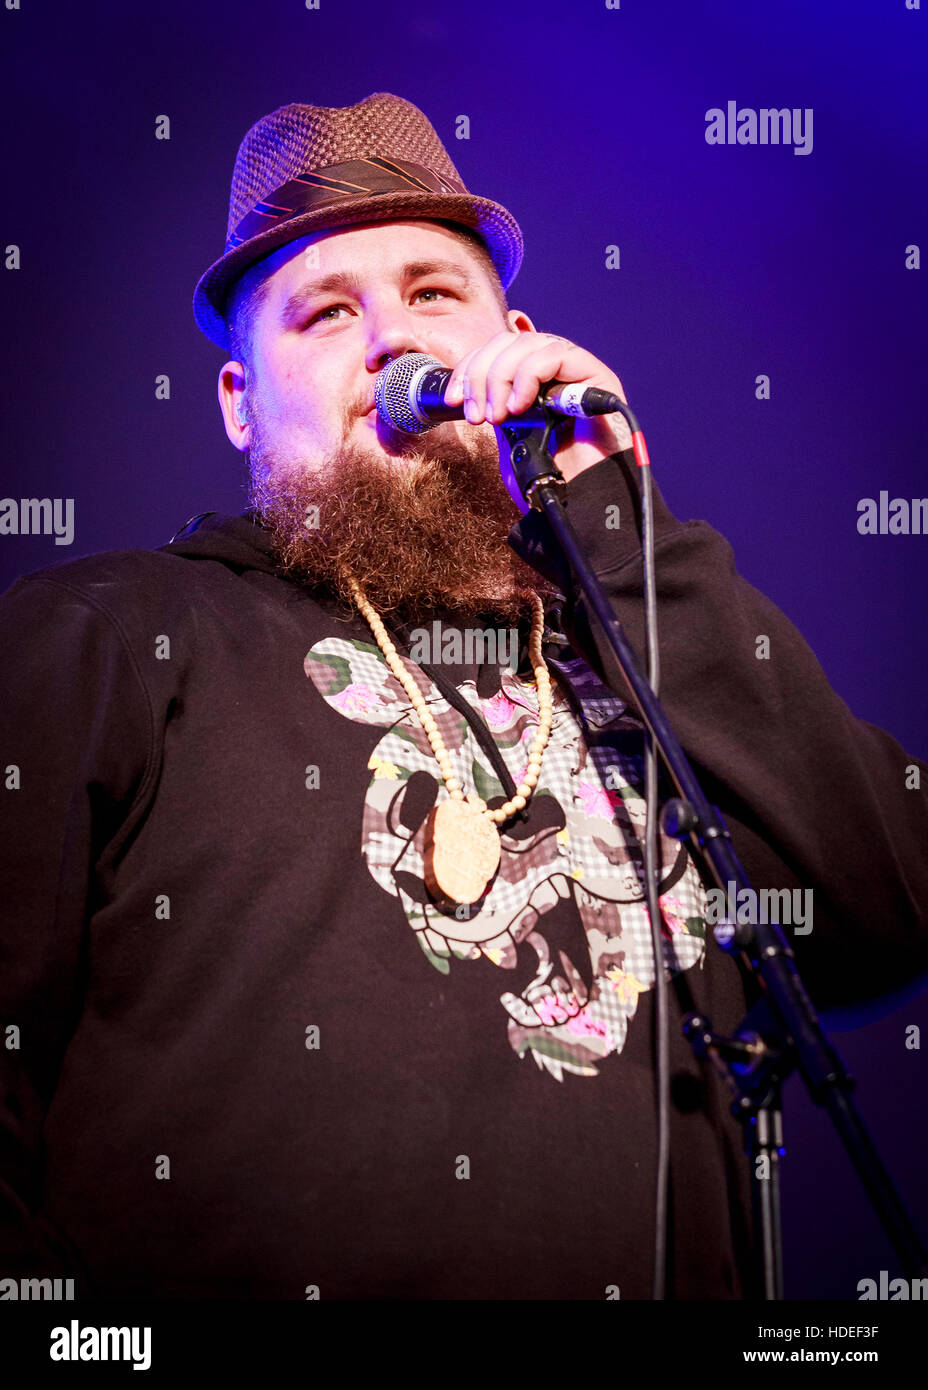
{"left": 1, "top": 450, "right": 926, "bottom": 1300}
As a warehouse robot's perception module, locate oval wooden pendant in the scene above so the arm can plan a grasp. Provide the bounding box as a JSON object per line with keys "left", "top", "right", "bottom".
{"left": 424, "top": 798, "right": 501, "bottom": 910}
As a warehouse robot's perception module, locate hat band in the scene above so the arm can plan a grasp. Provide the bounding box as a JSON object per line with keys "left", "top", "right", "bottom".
{"left": 226, "top": 156, "right": 467, "bottom": 250}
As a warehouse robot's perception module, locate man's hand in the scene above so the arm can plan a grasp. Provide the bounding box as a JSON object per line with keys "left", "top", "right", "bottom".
{"left": 443, "top": 330, "right": 633, "bottom": 484}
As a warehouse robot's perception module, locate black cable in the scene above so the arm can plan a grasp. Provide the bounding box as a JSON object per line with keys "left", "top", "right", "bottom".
{"left": 593, "top": 411, "right": 670, "bottom": 1300}
{"left": 639, "top": 457, "right": 670, "bottom": 1302}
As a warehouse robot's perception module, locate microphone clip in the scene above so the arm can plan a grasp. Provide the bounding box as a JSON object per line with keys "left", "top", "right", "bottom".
{"left": 499, "top": 396, "right": 566, "bottom": 512}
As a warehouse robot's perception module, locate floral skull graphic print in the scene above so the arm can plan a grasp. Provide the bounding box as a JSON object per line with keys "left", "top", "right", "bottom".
{"left": 305, "top": 636, "right": 709, "bottom": 1082}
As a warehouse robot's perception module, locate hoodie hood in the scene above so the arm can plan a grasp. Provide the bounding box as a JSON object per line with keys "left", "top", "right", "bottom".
{"left": 158, "top": 508, "right": 282, "bottom": 577}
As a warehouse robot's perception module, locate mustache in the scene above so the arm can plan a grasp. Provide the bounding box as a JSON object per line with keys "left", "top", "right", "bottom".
{"left": 345, "top": 390, "right": 468, "bottom": 444}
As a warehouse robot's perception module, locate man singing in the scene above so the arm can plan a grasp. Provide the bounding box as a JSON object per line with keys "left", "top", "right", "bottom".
{"left": 1, "top": 92, "right": 926, "bottom": 1301}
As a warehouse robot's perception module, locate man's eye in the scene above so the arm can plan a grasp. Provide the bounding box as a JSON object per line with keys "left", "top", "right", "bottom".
{"left": 312, "top": 305, "right": 347, "bottom": 324}
{"left": 307, "top": 287, "right": 451, "bottom": 327}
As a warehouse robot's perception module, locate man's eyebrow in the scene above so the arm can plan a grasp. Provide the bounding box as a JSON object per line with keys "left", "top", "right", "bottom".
{"left": 281, "top": 260, "right": 474, "bottom": 324}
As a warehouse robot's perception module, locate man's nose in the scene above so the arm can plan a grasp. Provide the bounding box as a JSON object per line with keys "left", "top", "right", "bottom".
{"left": 364, "top": 307, "right": 430, "bottom": 374}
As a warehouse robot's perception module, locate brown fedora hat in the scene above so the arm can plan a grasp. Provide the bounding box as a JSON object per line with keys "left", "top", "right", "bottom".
{"left": 193, "top": 92, "right": 524, "bottom": 351}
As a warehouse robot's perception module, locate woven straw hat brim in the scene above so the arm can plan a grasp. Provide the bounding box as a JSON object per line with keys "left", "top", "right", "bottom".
{"left": 193, "top": 189, "right": 523, "bottom": 352}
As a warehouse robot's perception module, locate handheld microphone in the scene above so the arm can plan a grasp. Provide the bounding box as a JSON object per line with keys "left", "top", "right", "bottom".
{"left": 374, "top": 352, "right": 623, "bottom": 434}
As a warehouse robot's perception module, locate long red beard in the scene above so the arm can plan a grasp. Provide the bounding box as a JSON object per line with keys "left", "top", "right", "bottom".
{"left": 247, "top": 426, "right": 554, "bottom": 625}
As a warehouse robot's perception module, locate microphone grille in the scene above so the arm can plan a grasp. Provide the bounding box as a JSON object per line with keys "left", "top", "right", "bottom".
{"left": 374, "top": 352, "right": 440, "bottom": 433}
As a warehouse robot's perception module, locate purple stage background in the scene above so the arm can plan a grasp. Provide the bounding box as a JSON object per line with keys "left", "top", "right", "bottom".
{"left": 2, "top": 0, "right": 925, "bottom": 1300}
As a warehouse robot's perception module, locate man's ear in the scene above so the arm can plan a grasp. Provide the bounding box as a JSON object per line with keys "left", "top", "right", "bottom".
{"left": 506, "top": 308, "right": 535, "bottom": 334}
{"left": 218, "top": 361, "right": 249, "bottom": 452}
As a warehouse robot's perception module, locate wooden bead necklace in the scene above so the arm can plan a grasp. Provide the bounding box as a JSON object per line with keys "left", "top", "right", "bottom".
{"left": 348, "top": 577, "right": 553, "bottom": 908}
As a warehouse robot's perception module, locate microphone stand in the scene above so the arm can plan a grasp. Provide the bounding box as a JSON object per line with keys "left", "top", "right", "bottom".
{"left": 499, "top": 402, "right": 928, "bottom": 1300}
